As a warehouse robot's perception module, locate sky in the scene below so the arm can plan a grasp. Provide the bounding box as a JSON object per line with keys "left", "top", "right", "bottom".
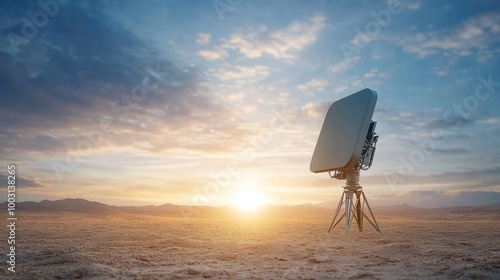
{"left": 1, "top": 0, "right": 500, "bottom": 208}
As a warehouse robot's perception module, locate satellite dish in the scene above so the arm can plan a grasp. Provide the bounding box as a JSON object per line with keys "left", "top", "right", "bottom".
{"left": 311, "top": 88, "right": 377, "bottom": 173}
{"left": 310, "top": 88, "right": 381, "bottom": 234}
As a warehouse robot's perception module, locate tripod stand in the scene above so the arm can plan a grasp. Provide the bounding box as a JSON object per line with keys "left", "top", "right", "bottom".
{"left": 328, "top": 169, "right": 380, "bottom": 234}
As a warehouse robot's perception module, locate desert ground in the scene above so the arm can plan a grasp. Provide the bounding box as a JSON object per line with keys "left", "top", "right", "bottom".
{"left": 1, "top": 206, "right": 499, "bottom": 279}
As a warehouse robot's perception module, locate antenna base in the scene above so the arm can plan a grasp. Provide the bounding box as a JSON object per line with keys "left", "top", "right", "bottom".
{"left": 328, "top": 169, "right": 381, "bottom": 234}
{"left": 344, "top": 169, "right": 361, "bottom": 190}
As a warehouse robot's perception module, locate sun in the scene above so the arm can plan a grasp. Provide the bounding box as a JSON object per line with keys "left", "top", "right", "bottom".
{"left": 231, "top": 189, "right": 267, "bottom": 211}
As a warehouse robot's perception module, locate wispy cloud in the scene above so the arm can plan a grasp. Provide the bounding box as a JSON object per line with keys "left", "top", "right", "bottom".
{"left": 196, "top": 33, "right": 212, "bottom": 45}
{"left": 329, "top": 56, "right": 360, "bottom": 73}
{"left": 301, "top": 102, "right": 330, "bottom": 118}
{"left": 197, "top": 48, "right": 228, "bottom": 61}
{"left": 370, "top": 167, "right": 500, "bottom": 192}
{"left": 407, "top": 1, "right": 422, "bottom": 10}
{"left": 371, "top": 190, "right": 500, "bottom": 208}
{"left": 0, "top": 2, "right": 247, "bottom": 159}
{"left": 219, "top": 15, "right": 325, "bottom": 61}
{"left": 477, "top": 118, "right": 500, "bottom": 125}
{"left": 0, "top": 175, "right": 46, "bottom": 189}
{"left": 297, "top": 79, "right": 328, "bottom": 95}
{"left": 214, "top": 65, "right": 269, "bottom": 81}
{"left": 396, "top": 13, "right": 500, "bottom": 62}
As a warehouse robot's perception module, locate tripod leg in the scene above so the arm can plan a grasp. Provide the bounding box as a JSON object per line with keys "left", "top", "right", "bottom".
{"left": 356, "top": 191, "right": 363, "bottom": 232}
{"left": 328, "top": 191, "right": 345, "bottom": 233}
{"left": 345, "top": 191, "right": 353, "bottom": 234}
{"left": 361, "top": 191, "right": 381, "bottom": 232}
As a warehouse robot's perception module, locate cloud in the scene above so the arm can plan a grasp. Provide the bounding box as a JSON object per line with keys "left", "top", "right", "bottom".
{"left": 407, "top": 1, "right": 422, "bottom": 10}
{"left": 297, "top": 79, "right": 328, "bottom": 95}
{"left": 424, "top": 116, "right": 474, "bottom": 129}
{"left": 381, "top": 108, "right": 475, "bottom": 133}
{"left": 0, "top": 175, "right": 46, "bottom": 189}
{"left": 370, "top": 191, "right": 500, "bottom": 208}
{"left": 0, "top": 2, "right": 246, "bottom": 159}
{"left": 477, "top": 118, "right": 500, "bottom": 125}
{"left": 397, "top": 13, "right": 500, "bottom": 62}
{"left": 369, "top": 167, "right": 500, "bottom": 193}
{"left": 197, "top": 48, "right": 228, "bottom": 61}
{"left": 196, "top": 33, "right": 212, "bottom": 45}
{"left": 363, "top": 68, "right": 389, "bottom": 79}
{"left": 361, "top": 69, "right": 390, "bottom": 86}
{"left": 197, "top": 16, "right": 325, "bottom": 61}
{"left": 329, "top": 56, "right": 360, "bottom": 73}
{"left": 214, "top": 65, "right": 269, "bottom": 81}
{"left": 301, "top": 102, "right": 329, "bottom": 118}
{"left": 221, "top": 15, "right": 325, "bottom": 61}
{"left": 433, "top": 148, "right": 469, "bottom": 154}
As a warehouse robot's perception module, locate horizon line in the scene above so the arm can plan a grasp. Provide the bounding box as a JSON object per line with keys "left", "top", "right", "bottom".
{"left": 3, "top": 197, "right": 500, "bottom": 210}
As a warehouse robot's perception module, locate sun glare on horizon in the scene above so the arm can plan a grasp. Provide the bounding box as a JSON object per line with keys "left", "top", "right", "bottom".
{"left": 231, "top": 189, "right": 269, "bottom": 211}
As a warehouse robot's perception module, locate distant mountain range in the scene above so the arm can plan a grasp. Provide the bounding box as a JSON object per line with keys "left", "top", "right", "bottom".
{"left": 1, "top": 198, "right": 181, "bottom": 215}
{"left": 2, "top": 198, "right": 499, "bottom": 220}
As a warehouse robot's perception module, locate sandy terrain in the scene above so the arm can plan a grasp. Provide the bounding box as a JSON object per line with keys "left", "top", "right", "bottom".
{"left": 1, "top": 206, "right": 499, "bottom": 280}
